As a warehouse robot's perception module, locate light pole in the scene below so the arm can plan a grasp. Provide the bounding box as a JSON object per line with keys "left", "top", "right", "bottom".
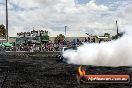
{"left": 65, "top": 26, "right": 67, "bottom": 36}
{"left": 6, "top": 0, "right": 8, "bottom": 42}
{"left": 116, "top": 20, "right": 119, "bottom": 35}
{"left": 64, "top": 26, "right": 67, "bottom": 44}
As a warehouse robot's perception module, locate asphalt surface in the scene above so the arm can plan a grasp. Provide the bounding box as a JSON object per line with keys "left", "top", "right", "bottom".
{"left": 0, "top": 56, "right": 132, "bottom": 88}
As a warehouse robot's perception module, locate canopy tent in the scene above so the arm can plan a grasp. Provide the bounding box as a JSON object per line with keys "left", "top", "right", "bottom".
{"left": 3, "top": 42, "right": 13, "bottom": 47}
{"left": 0, "top": 43, "right": 4, "bottom": 47}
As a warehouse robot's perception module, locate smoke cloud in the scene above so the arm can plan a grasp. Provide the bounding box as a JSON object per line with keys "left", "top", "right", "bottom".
{"left": 63, "top": 26, "right": 132, "bottom": 67}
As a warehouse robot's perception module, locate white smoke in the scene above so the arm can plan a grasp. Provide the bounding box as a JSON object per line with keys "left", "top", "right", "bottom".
{"left": 63, "top": 26, "right": 132, "bottom": 67}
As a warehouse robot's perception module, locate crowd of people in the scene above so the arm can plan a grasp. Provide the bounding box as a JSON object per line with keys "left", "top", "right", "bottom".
{"left": 0, "top": 37, "right": 95, "bottom": 52}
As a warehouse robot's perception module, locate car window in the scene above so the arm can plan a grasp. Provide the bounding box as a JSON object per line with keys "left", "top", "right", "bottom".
{"left": 64, "top": 47, "right": 77, "bottom": 51}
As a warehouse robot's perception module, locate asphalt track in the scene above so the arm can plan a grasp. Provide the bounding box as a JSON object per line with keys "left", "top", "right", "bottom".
{"left": 0, "top": 56, "right": 132, "bottom": 88}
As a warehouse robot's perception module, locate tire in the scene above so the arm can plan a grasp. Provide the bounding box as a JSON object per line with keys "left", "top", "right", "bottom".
{"left": 76, "top": 75, "right": 84, "bottom": 84}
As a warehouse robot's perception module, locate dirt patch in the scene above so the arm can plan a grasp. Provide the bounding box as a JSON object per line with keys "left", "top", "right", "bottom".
{"left": 0, "top": 57, "right": 132, "bottom": 88}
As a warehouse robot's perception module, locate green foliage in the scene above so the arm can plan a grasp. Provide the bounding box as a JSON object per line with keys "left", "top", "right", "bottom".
{"left": 0, "top": 24, "right": 6, "bottom": 38}
{"left": 104, "top": 33, "right": 110, "bottom": 37}
{"left": 55, "top": 34, "right": 65, "bottom": 43}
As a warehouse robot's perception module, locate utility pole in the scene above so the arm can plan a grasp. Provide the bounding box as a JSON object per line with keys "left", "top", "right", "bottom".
{"left": 6, "top": 0, "right": 8, "bottom": 42}
{"left": 116, "top": 20, "right": 119, "bottom": 35}
{"left": 65, "top": 26, "right": 67, "bottom": 36}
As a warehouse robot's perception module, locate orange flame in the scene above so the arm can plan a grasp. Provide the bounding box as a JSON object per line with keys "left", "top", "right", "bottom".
{"left": 78, "top": 66, "right": 86, "bottom": 76}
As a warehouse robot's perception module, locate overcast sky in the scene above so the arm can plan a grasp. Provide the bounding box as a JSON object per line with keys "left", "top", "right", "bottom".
{"left": 0, "top": 0, "right": 132, "bottom": 37}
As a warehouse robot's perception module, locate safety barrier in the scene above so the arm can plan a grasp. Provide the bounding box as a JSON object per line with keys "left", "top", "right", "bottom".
{"left": 0, "top": 51, "right": 61, "bottom": 58}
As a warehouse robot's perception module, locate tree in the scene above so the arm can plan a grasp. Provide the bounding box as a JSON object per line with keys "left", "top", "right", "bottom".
{"left": 54, "top": 34, "right": 65, "bottom": 43}
{"left": 0, "top": 24, "right": 6, "bottom": 38}
{"left": 104, "top": 33, "right": 110, "bottom": 37}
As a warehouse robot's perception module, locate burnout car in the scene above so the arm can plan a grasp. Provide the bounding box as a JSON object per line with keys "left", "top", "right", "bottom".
{"left": 56, "top": 46, "right": 77, "bottom": 63}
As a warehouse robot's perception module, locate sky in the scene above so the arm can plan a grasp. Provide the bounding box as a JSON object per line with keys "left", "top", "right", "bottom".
{"left": 0, "top": 0, "right": 132, "bottom": 37}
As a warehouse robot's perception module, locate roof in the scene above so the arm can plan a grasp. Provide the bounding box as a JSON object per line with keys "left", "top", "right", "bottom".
{"left": 0, "top": 39, "right": 6, "bottom": 41}
{"left": 98, "top": 36, "right": 109, "bottom": 39}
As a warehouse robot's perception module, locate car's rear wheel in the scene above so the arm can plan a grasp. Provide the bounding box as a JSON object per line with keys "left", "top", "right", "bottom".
{"left": 76, "top": 75, "right": 84, "bottom": 84}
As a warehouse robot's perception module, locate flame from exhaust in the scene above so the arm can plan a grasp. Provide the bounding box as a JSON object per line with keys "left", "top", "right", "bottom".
{"left": 78, "top": 66, "right": 86, "bottom": 76}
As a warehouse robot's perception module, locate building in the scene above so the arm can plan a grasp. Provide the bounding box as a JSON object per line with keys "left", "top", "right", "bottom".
{"left": 8, "top": 33, "right": 112, "bottom": 45}
{"left": 0, "top": 38, "right": 6, "bottom": 43}
{"left": 16, "top": 30, "right": 49, "bottom": 45}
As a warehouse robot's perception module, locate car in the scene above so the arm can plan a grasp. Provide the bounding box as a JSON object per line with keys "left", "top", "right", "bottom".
{"left": 56, "top": 46, "right": 77, "bottom": 63}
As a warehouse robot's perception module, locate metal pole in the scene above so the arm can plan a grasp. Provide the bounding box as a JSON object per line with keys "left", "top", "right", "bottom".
{"left": 116, "top": 20, "right": 118, "bottom": 35}
{"left": 65, "top": 26, "right": 67, "bottom": 36}
{"left": 6, "top": 0, "right": 8, "bottom": 42}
